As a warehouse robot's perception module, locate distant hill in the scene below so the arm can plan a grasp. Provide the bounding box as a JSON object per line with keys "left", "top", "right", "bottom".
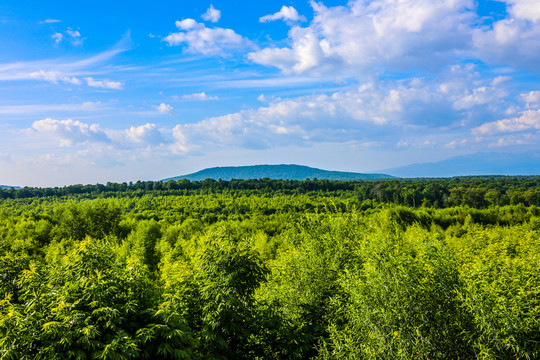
{"left": 382, "top": 152, "right": 540, "bottom": 178}
{"left": 0, "top": 185, "right": 20, "bottom": 190}
{"left": 162, "top": 164, "right": 394, "bottom": 182}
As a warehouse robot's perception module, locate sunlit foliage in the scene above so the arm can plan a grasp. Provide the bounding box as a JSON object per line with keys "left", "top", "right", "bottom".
{"left": 1, "top": 179, "right": 539, "bottom": 359}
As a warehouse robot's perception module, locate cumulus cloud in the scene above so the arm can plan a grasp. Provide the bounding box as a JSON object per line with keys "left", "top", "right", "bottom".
{"left": 473, "top": 110, "right": 540, "bottom": 135}
{"left": 260, "top": 6, "right": 307, "bottom": 23}
{"left": 156, "top": 103, "right": 173, "bottom": 113}
{"left": 506, "top": 0, "right": 540, "bottom": 22}
{"left": 249, "top": 26, "right": 330, "bottom": 74}
{"left": 166, "top": 69, "right": 527, "bottom": 154}
{"left": 124, "top": 123, "right": 166, "bottom": 145}
{"left": 163, "top": 18, "right": 254, "bottom": 56}
{"left": 249, "top": 0, "right": 474, "bottom": 74}
{"left": 521, "top": 91, "right": 540, "bottom": 108}
{"left": 473, "top": 0, "right": 540, "bottom": 70}
{"left": 181, "top": 92, "right": 218, "bottom": 101}
{"left": 452, "top": 86, "right": 507, "bottom": 110}
{"left": 85, "top": 77, "right": 123, "bottom": 89}
{"left": 32, "top": 118, "right": 110, "bottom": 147}
{"left": 169, "top": 83, "right": 429, "bottom": 153}
{"left": 202, "top": 4, "right": 221, "bottom": 23}
{"left": 31, "top": 118, "right": 169, "bottom": 150}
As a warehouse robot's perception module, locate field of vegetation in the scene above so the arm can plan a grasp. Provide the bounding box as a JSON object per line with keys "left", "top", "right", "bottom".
{"left": 1, "top": 177, "right": 539, "bottom": 359}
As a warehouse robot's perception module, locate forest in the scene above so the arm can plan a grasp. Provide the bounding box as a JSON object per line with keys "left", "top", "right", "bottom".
{"left": 1, "top": 177, "right": 539, "bottom": 359}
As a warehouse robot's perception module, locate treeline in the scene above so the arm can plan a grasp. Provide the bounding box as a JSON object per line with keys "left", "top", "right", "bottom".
{"left": 1, "top": 176, "right": 540, "bottom": 208}
{"left": 1, "top": 191, "right": 539, "bottom": 359}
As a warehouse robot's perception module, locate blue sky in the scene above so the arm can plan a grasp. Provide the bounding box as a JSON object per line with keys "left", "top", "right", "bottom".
{"left": 1, "top": 0, "right": 539, "bottom": 186}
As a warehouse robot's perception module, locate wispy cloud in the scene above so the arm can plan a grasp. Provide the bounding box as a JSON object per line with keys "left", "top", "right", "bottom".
{"left": 65, "top": 29, "right": 84, "bottom": 46}
{"left": 29, "top": 70, "right": 81, "bottom": 85}
{"left": 0, "top": 38, "right": 130, "bottom": 86}
{"left": 52, "top": 32, "right": 63, "bottom": 45}
{"left": 39, "top": 19, "right": 61, "bottom": 24}
{"left": 181, "top": 92, "right": 218, "bottom": 101}
{"left": 0, "top": 102, "right": 102, "bottom": 115}
{"left": 85, "top": 77, "right": 123, "bottom": 90}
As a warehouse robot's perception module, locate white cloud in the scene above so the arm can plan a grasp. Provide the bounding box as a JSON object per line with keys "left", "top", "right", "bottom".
{"left": 488, "top": 134, "right": 536, "bottom": 148}
{"left": 260, "top": 6, "right": 307, "bottom": 23}
{"left": 31, "top": 118, "right": 169, "bottom": 150}
{"left": 50, "top": 28, "right": 85, "bottom": 46}
{"left": 473, "top": 110, "right": 540, "bottom": 135}
{"left": 249, "top": 0, "right": 474, "bottom": 74}
{"left": 445, "top": 139, "right": 468, "bottom": 149}
{"left": 0, "top": 45, "right": 129, "bottom": 83}
{"left": 85, "top": 77, "right": 123, "bottom": 89}
{"left": 521, "top": 91, "right": 540, "bottom": 108}
{"left": 473, "top": 1, "right": 540, "bottom": 70}
{"left": 29, "top": 70, "right": 81, "bottom": 85}
{"left": 181, "top": 92, "right": 218, "bottom": 101}
{"left": 32, "top": 118, "right": 110, "bottom": 147}
{"left": 202, "top": 4, "right": 221, "bottom": 23}
{"left": 66, "top": 29, "right": 80, "bottom": 38}
{"left": 163, "top": 18, "right": 254, "bottom": 56}
{"left": 66, "top": 29, "right": 84, "bottom": 46}
{"left": 124, "top": 123, "right": 166, "bottom": 145}
{"left": 0, "top": 102, "right": 102, "bottom": 115}
{"left": 40, "top": 19, "right": 61, "bottom": 24}
{"left": 453, "top": 86, "right": 507, "bottom": 110}
{"left": 156, "top": 103, "right": 173, "bottom": 113}
{"left": 249, "top": 26, "right": 330, "bottom": 74}
{"left": 170, "top": 85, "right": 416, "bottom": 153}
{"left": 397, "top": 139, "right": 437, "bottom": 149}
{"left": 506, "top": 0, "right": 540, "bottom": 22}
{"left": 52, "top": 32, "right": 63, "bottom": 45}
{"left": 167, "top": 71, "right": 525, "bottom": 154}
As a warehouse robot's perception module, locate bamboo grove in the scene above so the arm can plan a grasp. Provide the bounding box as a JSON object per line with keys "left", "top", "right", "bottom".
{"left": 1, "top": 177, "right": 539, "bottom": 359}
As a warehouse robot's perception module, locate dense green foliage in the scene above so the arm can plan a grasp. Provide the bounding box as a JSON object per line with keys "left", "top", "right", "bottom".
{"left": 1, "top": 178, "right": 539, "bottom": 359}
{"left": 2, "top": 176, "right": 540, "bottom": 209}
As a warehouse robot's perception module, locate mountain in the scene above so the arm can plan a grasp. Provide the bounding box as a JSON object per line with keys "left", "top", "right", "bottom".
{"left": 0, "top": 185, "right": 20, "bottom": 190}
{"left": 382, "top": 152, "right": 540, "bottom": 178}
{"left": 162, "top": 164, "right": 394, "bottom": 182}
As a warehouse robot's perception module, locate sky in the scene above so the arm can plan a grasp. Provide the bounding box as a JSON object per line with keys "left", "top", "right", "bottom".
{"left": 1, "top": 0, "right": 539, "bottom": 187}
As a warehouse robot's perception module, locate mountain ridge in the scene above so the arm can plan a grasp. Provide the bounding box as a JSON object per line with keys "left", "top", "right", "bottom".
{"left": 0, "top": 185, "right": 20, "bottom": 190}
{"left": 162, "top": 164, "right": 394, "bottom": 181}
{"left": 381, "top": 152, "right": 540, "bottom": 178}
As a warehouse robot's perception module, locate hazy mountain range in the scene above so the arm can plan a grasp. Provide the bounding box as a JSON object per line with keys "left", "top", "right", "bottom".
{"left": 382, "top": 152, "right": 540, "bottom": 178}
{"left": 162, "top": 164, "right": 393, "bottom": 181}
{"left": 162, "top": 152, "right": 540, "bottom": 182}
{"left": 2, "top": 152, "right": 538, "bottom": 189}
{"left": 0, "top": 185, "right": 20, "bottom": 190}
